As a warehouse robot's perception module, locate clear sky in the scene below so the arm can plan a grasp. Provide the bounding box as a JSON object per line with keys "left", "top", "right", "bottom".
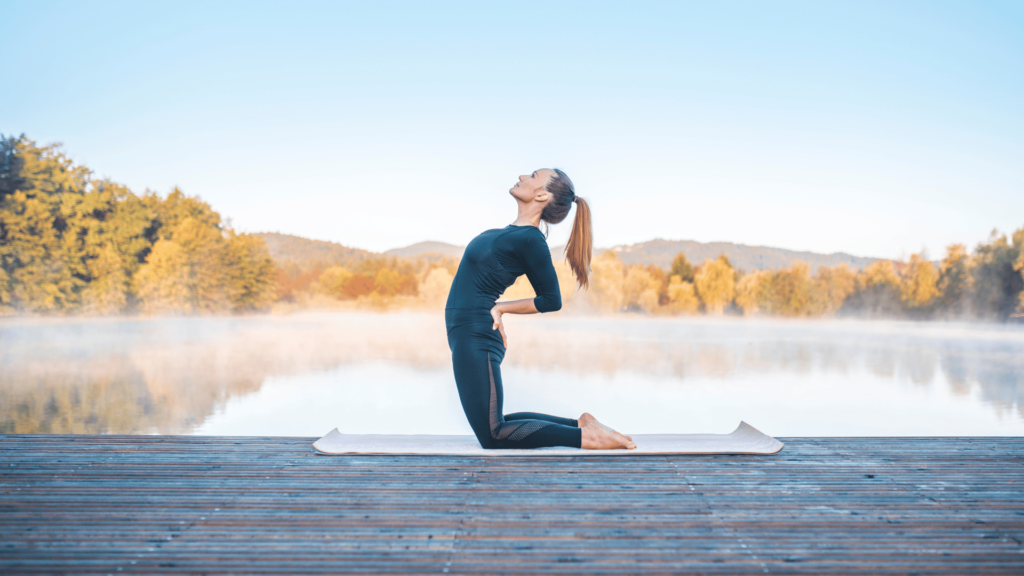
{"left": 2, "top": 0, "right": 1022, "bottom": 258}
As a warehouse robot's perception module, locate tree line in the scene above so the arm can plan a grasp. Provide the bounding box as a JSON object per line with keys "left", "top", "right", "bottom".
{"left": 3, "top": 134, "right": 1021, "bottom": 320}
{"left": 577, "top": 237, "right": 1023, "bottom": 320}
{"left": 0, "top": 135, "right": 277, "bottom": 314}
{"left": 0, "top": 134, "right": 451, "bottom": 315}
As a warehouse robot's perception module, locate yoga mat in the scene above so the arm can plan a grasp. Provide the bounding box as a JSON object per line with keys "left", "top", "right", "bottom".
{"left": 313, "top": 421, "right": 784, "bottom": 455}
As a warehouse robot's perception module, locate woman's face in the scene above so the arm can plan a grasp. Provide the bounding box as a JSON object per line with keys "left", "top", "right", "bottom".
{"left": 509, "top": 169, "right": 555, "bottom": 203}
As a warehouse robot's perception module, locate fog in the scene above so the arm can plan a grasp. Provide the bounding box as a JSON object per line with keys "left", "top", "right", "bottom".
{"left": 2, "top": 312, "right": 1022, "bottom": 436}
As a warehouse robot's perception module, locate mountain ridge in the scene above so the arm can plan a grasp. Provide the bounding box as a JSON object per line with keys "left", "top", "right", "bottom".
{"left": 257, "top": 232, "right": 378, "bottom": 268}
{"left": 384, "top": 241, "right": 465, "bottom": 259}
{"left": 258, "top": 233, "right": 880, "bottom": 272}
{"left": 605, "top": 238, "right": 878, "bottom": 272}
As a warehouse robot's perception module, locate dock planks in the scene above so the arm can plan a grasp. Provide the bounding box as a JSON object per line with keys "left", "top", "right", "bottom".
{"left": 1, "top": 435, "right": 1022, "bottom": 574}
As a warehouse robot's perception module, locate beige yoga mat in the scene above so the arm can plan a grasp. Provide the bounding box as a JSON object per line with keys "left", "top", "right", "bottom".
{"left": 313, "top": 421, "right": 784, "bottom": 456}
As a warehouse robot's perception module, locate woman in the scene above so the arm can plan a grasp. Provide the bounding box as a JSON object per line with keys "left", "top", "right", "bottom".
{"left": 445, "top": 168, "right": 636, "bottom": 450}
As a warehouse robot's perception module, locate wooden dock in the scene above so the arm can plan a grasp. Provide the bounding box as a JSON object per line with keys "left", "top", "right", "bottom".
{"left": 1, "top": 435, "right": 1022, "bottom": 574}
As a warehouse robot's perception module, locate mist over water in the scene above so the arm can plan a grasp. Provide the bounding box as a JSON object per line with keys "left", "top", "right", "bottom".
{"left": 2, "top": 312, "right": 1022, "bottom": 437}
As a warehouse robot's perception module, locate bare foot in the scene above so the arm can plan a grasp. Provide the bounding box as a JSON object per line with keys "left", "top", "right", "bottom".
{"left": 577, "top": 412, "right": 597, "bottom": 427}
{"left": 581, "top": 421, "right": 636, "bottom": 450}
{"left": 578, "top": 412, "right": 633, "bottom": 443}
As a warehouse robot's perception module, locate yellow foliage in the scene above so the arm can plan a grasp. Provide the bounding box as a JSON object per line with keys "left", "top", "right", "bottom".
{"left": 6, "top": 134, "right": 1024, "bottom": 320}
{"left": 589, "top": 250, "right": 625, "bottom": 312}
{"left": 315, "top": 267, "right": 353, "bottom": 298}
{"left": 860, "top": 260, "right": 901, "bottom": 290}
{"left": 667, "top": 275, "right": 700, "bottom": 314}
{"left": 419, "top": 267, "right": 454, "bottom": 309}
{"left": 695, "top": 256, "right": 735, "bottom": 315}
{"left": 0, "top": 266, "right": 12, "bottom": 315}
{"left": 938, "top": 244, "right": 972, "bottom": 312}
{"left": 900, "top": 253, "right": 939, "bottom": 308}
{"left": 813, "top": 264, "right": 856, "bottom": 315}
{"left": 81, "top": 244, "right": 128, "bottom": 315}
{"left": 735, "top": 271, "right": 768, "bottom": 316}
{"left": 134, "top": 240, "right": 194, "bottom": 314}
{"left": 553, "top": 260, "right": 581, "bottom": 306}
{"left": 768, "top": 262, "right": 814, "bottom": 317}
{"left": 136, "top": 217, "right": 231, "bottom": 313}
{"left": 499, "top": 275, "right": 537, "bottom": 301}
{"left": 1017, "top": 251, "right": 1024, "bottom": 313}
{"left": 223, "top": 232, "right": 278, "bottom": 311}
{"left": 623, "top": 266, "right": 660, "bottom": 313}
{"left": 2, "top": 190, "right": 83, "bottom": 312}
{"left": 373, "top": 267, "right": 402, "bottom": 297}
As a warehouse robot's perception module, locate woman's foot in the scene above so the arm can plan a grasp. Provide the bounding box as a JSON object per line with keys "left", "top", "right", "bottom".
{"left": 578, "top": 412, "right": 633, "bottom": 442}
{"left": 581, "top": 421, "right": 636, "bottom": 450}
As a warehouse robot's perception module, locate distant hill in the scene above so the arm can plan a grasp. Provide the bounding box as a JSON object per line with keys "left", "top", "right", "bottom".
{"left": 605, "top": 239, "right": 878, "bottom": 272}
{"left": 260, "top": 233, "right": 879, "bottom": 274}
{"left": 257, "top": 232, "right": 379, "bottom": 268}
{"left": 385, "top": 241, "right": 464, "bottom": 260}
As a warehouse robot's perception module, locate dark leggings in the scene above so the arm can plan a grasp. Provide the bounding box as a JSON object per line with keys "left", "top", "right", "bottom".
{"left": 446, "top": 318, "right": 582, "bottom": 449}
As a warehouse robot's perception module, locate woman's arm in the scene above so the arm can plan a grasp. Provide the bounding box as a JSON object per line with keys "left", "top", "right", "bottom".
{"left": 520, "top": 233, "right": 562, "bottom": 314}
{"left": 490, "top": 231, "right": 563, "bottom": 348}
{"left": 490, "top": 298, "right": 538, "bottom": 349}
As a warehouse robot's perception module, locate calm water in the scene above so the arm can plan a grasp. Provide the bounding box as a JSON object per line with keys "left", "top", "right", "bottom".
{"left": 2, "top": 312, "right": 1022, "bottom": 437}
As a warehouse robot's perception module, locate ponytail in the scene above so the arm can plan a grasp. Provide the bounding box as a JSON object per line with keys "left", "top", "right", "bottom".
{"left": 541, "top": 168, "right": 592, "bottom": 290}
{"left": 564, "top": 197, "right": 592, "bottom": 289}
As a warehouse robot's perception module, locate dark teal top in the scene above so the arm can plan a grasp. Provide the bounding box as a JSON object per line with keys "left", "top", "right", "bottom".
{"left": 445, "top": 225, "right": 562, "bottom": 314}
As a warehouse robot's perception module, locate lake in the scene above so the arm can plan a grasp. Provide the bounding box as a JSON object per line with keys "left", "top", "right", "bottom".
{"left": 2, "top": 312, "right": 1022, "bottom": 437}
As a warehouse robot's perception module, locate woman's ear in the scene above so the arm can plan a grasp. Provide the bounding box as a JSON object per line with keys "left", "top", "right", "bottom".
{"left": 535, "top": 189, "right": 551, "bottom": 203}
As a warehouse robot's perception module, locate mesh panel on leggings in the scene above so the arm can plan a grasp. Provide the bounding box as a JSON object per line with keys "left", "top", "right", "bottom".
{"left": 495, "top": 420, "right": 523, "bottom": 440}
{"left": 506, "top": 420, "right": 554, "bottom": 442}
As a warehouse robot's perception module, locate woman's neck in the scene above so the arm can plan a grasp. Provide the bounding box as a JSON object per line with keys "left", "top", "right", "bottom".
{"left": 512, "top": 204, "right": 543, "bottom": 227}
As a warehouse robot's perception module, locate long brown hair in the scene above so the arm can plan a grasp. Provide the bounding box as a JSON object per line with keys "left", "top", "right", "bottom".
{"left": 541, "top": 168, "right": 592, "bottom": 289}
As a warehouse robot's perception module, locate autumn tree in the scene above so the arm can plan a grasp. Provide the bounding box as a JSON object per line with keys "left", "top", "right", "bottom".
{"left": 669, "top": 253, "right": 695, "bottom": 283}
{"left": 900, "top": 252, "right": 939, "bottom": 310}
{"left": 812, "top": 264, "right": 857, "bottom": 315}
{"left": 766, "top": 262, "right": 814, "bottom": 317}
{"left": 666, "top": 275, "right": 700, "bottom": 314}
{"left": 695, "top": 255, "right": 735, "bottom": 315}
{"left": 0, "top": 135, "right": 91, "bottom": 312}
{"left": 970, "top": 228, "right": 1024, "bottom": 320}
{"left": 373, "top": 268, "right": 402, "bottom": 297}
{"left": 645, "top": 264, "right": 669, "bottom": 305}
{"left": 623, "top": 265, "right": 660, "bottom": 313}
{"left": 78, "top": 181, "right": 160, "bottom": 314}
{"left": 735, "top": 271, "right": 768, "bottom": 316}
{"left": 844, "top": 260, "right": 903, "bottom": 316}
{"left": 315, "top": 266, "right": 353, "bottom": 298}
{"left": 1015, "top": 250, "right": 1024, "bottom": 315}
{"left": 342, "top": 275, "right": 375, "bottom": 299}
{"left": 937, "top": 244, "right": 972, "bottom": 316}
{"left": 223, "top": 232, "right": 277, "bottom": 311}
{"left": 588, "top": 250, "right": 625, "bottom": 312}
{"left": 276, "top": 263, "right": 324, "bottom": 302}
{"left": 419, "top": 267, "right": 454, "bottom": 309}
{"left": 133, "top": 239, "right": 192, "bottom": 313}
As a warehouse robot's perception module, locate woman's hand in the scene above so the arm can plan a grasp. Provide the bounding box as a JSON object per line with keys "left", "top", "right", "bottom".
{"left": 490, "top": 305, "right": 508, "bottom": 349}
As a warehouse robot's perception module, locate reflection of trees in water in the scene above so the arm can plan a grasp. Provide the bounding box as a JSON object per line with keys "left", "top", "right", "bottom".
{"left": 2, "top": 314, "right": 1021, "bottom": 433}
{"left": 0, "top": 314, "right": 451, "bottom": 434}
{"left": 0, "top": 352, "right": 261, "bottom": 434}
{"left": 507, "top": 318, "right": 1024, "bottom": 418}
{"left": 938, "top": 346, "right": 1024, "bottom": 417}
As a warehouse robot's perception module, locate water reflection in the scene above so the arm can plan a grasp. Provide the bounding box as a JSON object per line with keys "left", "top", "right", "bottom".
{"left": 1, "top": 313, "right": 1022, "bottom": 436}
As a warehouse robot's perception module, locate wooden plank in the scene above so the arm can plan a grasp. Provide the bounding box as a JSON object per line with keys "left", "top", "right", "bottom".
{"left": 0, "top": 435, "right": 1022, "bottom": 574}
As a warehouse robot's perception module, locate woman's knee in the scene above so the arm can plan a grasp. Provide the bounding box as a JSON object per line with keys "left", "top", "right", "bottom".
{"left": 474, "top": 431, "right": 499, "bottom": 450}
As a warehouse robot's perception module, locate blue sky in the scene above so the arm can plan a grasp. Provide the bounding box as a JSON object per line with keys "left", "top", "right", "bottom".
{"left": 2, "top": 0, "right": 1022, "bottom": 258}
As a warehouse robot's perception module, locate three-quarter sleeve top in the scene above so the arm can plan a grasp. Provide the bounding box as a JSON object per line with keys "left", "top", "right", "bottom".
{"left": 445, "top": 224, "right": 562, "bottom": 314}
